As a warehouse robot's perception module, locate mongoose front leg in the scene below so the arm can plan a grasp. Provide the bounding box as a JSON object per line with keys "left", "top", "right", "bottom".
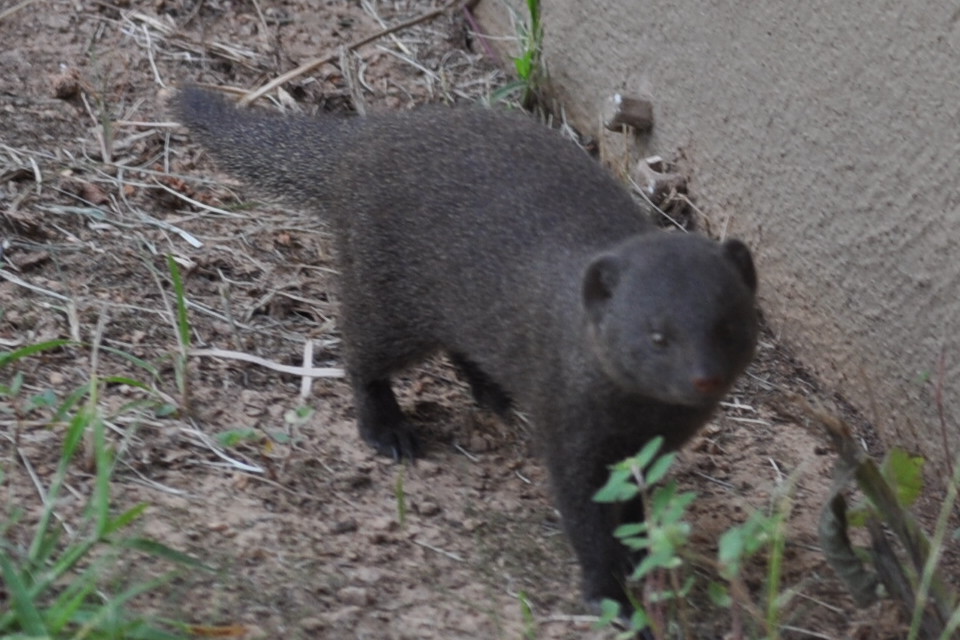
{"left": 353, "top": 378, "right": 419, "bottom": 460}
{"left": 547, "top": 444, "right": 642, "bottom": 610}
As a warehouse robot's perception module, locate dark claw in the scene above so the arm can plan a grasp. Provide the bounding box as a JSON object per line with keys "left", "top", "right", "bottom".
{"left": 389, "top": 427, "right": 420, "bottom": 462}
{"left": 363, "top": 424, "right": 420, "bottom": 462}
{"left": 355, "top": 378, "right": 420, "bottom": 461}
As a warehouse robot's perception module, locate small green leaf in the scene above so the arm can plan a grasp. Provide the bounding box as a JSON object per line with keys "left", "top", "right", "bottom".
{"left": 10, "top": 370, "right": 25, "bottom": 396}
{"left": 632, "top": 548, "right": 678, "bottom": 579}
{"left": 633, "top": 436, "right": 666, "bottom": 472}
{"left": 613, "top": 522, "right": 646, "bottom": 539}
{"left": 594, "top": 468, "right": 639, "bottom": 503}
{"left": 25, "top": 388, "right": 58, "bottom": 412}
{"left": 718, "top": 527, "right": 745, "bottom": 574}
{"left": 881, "top": 448, "right": 925, "bottom": 508}
{"left": 708, "top": 581, "right": 733, "bottom": 607}
{"left": 644, "top": 451, "right": 677, "bottom": 484}
{"left": 214, "top": 428, "right": 261, "bottom": 447}
{"left": 284, "top": 405, "right": 315, "bottom": 425}
{"left": 628, "top": 608, "right": 650, "bottom": 634}
{"left": 594, "top": 598, "right": 622, "bottom": 628}
{"left": 154, "top": 403, "right": 178, "bottom": 417}
{"left": 271, "top": 431, "right": 292, "bottom": 444}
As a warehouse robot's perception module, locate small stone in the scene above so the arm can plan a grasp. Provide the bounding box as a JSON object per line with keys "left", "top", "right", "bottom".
{"left": 300, "top": 617, "right": 327, "bottom": 634}
{"left": 331, "top": 519, "right": 358, "bottom": 534}
{"left": 337, "top": 586, "right": 371, "bottom": 606}
{"left": 462, "top": 518, "right": 482, "bottom": 532}
{"left": 415, "top": 459, "right": 441, "bottom": 476}
{"left": 468, "top": 434, "right": 488, "bottom": 452}
{"left": 417, "top": 500, "right": 441, "bottom": 517}
{"left": 371, "top": 515, "right": 399, "bottom": 531}
{"left": 352, "top": 567, "right": 383, "bottom": 584}
{"left": 323, "top": 606, "right": 362, "bottom": 624}
{"left": 603, "top": 93, "right": 654, "bottom": 132}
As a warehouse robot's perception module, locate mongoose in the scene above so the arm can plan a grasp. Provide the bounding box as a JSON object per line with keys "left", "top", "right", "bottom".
{"left": 175, "top": 86, "right": 759, "bottom": 609}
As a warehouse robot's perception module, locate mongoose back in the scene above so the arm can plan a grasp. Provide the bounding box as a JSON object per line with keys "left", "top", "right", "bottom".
{"left": 176, "top": 86, "right": 759, "bottom": 610}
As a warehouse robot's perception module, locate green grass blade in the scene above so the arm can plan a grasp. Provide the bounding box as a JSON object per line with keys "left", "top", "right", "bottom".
{"left": 27, "top": 408, "right": 91, "bottom": 561}
{"left": 0, "top": 551, "right": 47, "bottom": 635}
{"left": 526, "top": 0, "right": 540, "bottom": 28}
{"left": 165, "top": 255, "right": 191, "bottom": 351}
{"left": 50, "top": 382, "right": 93, "bottom": 425}
{"left": 25, "top": 539, "right": 97, "bottom": 603}
{"left": 91, "top": 411, "right": 112, "bottom": 537}
{"left": 103, "top": 503, "right": 149, "bottom": 537}
{"left": 119, "top": 537, "right": 211, "bottom": 570}
{"left": 100, "top": 375, "right": 153, "bottom": 390}
{"left": 489, "top": 80, "right": 527, "bottom": 104}
{"left": 98, "top": 345, "right": 161, "bottom": 379}
{"left": 0, "top": 339, "right": 72, "bottom": 369}
{"left": 46, "top": 569, "right": 98, "bottom": 633}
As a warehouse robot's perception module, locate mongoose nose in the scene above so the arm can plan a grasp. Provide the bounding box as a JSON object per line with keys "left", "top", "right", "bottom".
{"left": 692, "top": 376, "right": 725, "bottom": 395}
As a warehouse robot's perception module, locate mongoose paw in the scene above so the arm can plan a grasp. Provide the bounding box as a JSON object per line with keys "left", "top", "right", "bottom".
{"left": 585, "top": 598, "right": 653, "bottom": 639}
{"left": 363, "top": 425, "right": 420, "bottom": 462}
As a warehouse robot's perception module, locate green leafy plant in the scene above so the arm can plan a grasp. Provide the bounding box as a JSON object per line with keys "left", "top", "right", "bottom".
{"left": 714, "top": 492, "right": 793, "bottom": 639}
{"left": 593, "top": 436, "right": 694, "bottom": 637}
{"left": 517, "top": 589, "right": 537, "bottom": 640}
{"left": 214, "top": 428, "right": 263, "bottom": 448}
{"left": 593, "top": 436, "right": 794, "bottom": 639}
{"left": 490, "top": 0, "right": 544, "bottom": 108}
{"left": 0, "top": 343, "right": 204, "bottom": 639}
{"left": 845, "top": 447, "right": 925, "bottom": 527}
{"left": 804, "top": 396, "right": 960, "bottom": 640}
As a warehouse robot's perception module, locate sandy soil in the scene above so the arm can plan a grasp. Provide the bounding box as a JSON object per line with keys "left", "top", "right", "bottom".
{"left": 0, "top": 1, "right": 929, "bottom": 638}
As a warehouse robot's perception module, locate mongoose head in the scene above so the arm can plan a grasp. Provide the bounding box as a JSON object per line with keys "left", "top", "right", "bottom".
{"left": 583, "top": 234, "right": 758, "bottom": 407}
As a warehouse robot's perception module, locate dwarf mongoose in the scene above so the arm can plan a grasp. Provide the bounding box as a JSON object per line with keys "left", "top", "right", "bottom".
{"left": 176, "top": 86, "right": 759, "bottom": 609}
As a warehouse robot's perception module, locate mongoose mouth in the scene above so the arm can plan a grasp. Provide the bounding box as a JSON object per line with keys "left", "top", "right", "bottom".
{"left": 659, "top": 374, "right": 737, "bottom": 408}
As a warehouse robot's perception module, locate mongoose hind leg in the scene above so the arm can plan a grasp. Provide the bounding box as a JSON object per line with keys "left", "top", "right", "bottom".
{"left": 353, "top": 378, "right": 420, "bottom": 460}
{"left": 450, "top": 352, "right": 513, "bottom": 418}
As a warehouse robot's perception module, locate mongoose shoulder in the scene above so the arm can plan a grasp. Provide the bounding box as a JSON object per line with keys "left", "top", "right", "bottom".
{"left": 176, "top": 86, "right": 759, "bottom": 609}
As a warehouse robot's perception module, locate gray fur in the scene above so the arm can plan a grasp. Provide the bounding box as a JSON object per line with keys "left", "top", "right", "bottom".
{"left": 176, "top": 87, "right": 759, "bottom": 608}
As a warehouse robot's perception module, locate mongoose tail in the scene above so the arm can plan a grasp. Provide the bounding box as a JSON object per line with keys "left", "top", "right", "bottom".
{"left": 176, "top": 86, "right": 352, "bottom": 204}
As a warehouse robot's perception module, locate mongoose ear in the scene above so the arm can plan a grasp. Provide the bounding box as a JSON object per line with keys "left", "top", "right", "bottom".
{"left": 721, "top": 239, "right": 757, "bottom": 293}
{"left": 583, "top": 254, "right": 621, "bottom": 321}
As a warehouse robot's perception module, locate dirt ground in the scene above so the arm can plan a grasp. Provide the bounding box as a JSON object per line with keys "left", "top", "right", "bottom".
{"left": 0, "top": 1, "right": 942, "bottom": 638}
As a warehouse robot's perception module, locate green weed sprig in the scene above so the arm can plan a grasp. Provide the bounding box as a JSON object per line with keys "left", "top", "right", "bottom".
{"left": 0, "top": 343, "right": 204, "bottom": 639}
